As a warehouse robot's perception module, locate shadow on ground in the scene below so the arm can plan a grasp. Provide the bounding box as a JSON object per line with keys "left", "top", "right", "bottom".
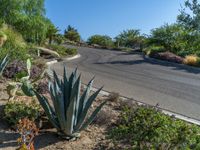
{"left": 34, "top": 131, "right": 63, "bottom": 149}
{"left": 95, "top": 52, "right": 200, "bottom": 74}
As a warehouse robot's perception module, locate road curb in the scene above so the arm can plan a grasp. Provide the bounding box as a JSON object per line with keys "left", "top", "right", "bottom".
{"left": 62, "top": 54, "right": 81, "bottom": 61}
{"left": 45, "top": 54, "right": 81, "bottom": 66}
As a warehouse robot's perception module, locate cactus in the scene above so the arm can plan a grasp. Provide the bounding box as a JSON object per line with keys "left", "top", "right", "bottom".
{"left": 7, "top": 59, "right": 36, "bottom": 99}
{"left": 34, "top": 67, "right": 106, "bottom": 139}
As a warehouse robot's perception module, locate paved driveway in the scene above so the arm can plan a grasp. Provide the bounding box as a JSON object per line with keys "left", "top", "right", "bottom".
{"left": 51, "top": 46, "right": 200, "bottom": 120}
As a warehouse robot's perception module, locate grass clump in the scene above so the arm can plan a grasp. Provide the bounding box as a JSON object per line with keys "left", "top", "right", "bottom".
{"left": 183, "top": 55, "right": 200, "bottom": 66}
{"left": 109, "top": 105, "right": 200, "bottom": 150}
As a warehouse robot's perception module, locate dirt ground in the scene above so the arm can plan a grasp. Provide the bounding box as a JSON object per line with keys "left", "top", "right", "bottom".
{"left": 0, "top": 79, "right": 124, "bottom": 150}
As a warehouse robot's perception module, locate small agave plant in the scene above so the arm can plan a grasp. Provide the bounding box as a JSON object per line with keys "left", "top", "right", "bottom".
{"left": 0, "top": 49, "right": 8, "bottom": 76}
{"left": 34, "top": 67, "right": 106, "bottom": 139}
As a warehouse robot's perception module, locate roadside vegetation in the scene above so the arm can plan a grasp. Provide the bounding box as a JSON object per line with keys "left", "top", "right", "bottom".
{"left": 1, "top": 0, "right": 200, "bottom": 150}
{"left": 85, "top": 0, "right": 200, "bottom": 67}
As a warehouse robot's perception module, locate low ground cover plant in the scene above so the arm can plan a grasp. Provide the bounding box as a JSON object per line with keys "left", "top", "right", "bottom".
{"left": 4, "top": 100, "right": 40, "bottom": 126}
{"left": 109, "top": 105, "right": 200, "bottom": 150}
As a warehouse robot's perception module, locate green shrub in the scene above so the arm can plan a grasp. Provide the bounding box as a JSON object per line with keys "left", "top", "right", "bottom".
{"left": 143, "top": 45, "right": 166, "bottom": 56}
{"left": 0, "top": 25, "right": 28, "bottom": 61}
{"left": 4, "top": 100, "right": 40, "bottom": 125}
{"left": 45, "top": 44, "right": 77, "bottom": 56}
{"left": 109, "top": 106, "right": 200, "bottom": 149}
{"left": 87, "top": 35, "right": 114, "bottom": 48}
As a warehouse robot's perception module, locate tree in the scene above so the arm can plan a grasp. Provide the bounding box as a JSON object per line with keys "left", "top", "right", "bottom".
{"left": 46, "top": 22, "right": 60, "bottom": 44}
{"left": 115, "top": 29, "right": 143, "bottom": 48}
{"left": 87, "top": 35, "right": 113, "bottom": 48}
{"left": 177, "top": 0, "right": 200, "bottom": 31}
{"left": 0, "top": 0, "right": 50, "bottom": 44}
{"left": 64, "top": 25, "right": 81, "bottom": 42}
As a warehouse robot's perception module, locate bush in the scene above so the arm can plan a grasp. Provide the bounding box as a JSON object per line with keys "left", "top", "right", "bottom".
{"left": 143, "top": 45, "right": 166, "bottom": 56}
{"left": 0, "top": 25, "right": 28, "bottom": 61}
{"left": 183, "top": 55, "right": 200, "bottom": 66}
{"left": 109, "top": 106, "right": 200, "bottom": 149}
{"left": 4, "top": 100, "right": 40, "bottom": 125}
{"left": 45, "top": 44, "right": 77, "bottom": 56}
{"left": 87, "top": 35, "right": 114, "bottom": 48}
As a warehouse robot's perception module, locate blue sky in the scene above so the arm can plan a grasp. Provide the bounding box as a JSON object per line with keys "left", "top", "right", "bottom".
{"left": 45, "top": 0, "right": 184, "bottom": 40}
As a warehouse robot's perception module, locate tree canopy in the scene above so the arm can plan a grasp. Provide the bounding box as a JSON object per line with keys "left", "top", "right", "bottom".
{"left": 64, "top": 25, "right": 81, "bottom": 42}
{"left": 87, "top": 35, "right": 113, "bottom": 48}
{"left": 0, "top": 0, "right": 55, "bottom": 44}
{"left": 115, "top": 29, "right": 142, "bottom": 48}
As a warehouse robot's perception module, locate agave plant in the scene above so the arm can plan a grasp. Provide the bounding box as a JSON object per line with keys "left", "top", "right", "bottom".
{"left": 0, "top": 49, "right": 8, "bottom": 76}
{"left": 34, "top": 67, "right": 106, "bottom": 139}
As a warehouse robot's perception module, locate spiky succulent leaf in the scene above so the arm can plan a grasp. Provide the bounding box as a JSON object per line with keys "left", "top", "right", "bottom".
{"left": 77, "top": 77, "right": 94, "bottom": 121}
{"left": 65, "top": 75, "right": 81, "bottom": 134}
{"left": 79, "top": 101, "right": 107, "bottom": 131}
{"left": 75, "top": 87, "right": 103, "bottom": 130}
{"left": 0, "top": 54, "right": 8, "bottom": 76}
{"left": 34, "top": 91, "right": 60, "bottom": 129}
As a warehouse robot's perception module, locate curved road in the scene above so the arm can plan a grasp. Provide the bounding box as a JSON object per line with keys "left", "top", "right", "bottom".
{"left": 51, "top": 46, "right": 200, "bottom": 120}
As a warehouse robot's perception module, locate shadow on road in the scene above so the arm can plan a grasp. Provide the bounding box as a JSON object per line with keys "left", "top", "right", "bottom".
{"left": 95, "top": 53, "right": 200, "bottom": 74}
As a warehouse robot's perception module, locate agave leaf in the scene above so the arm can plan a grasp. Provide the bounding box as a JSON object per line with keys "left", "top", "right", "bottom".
{"left": 34, "top": 91, "right": 60, "bottom": 129}
{"left": 65, "top": 75, "right": 81, "bottom": 134}
{"left": 51, "top": 81, "right": 66, "bottom": 131}
{"left": 73, "top": 75, "right": 81, "bottom": 126}
{"left": 78, "top": 101, "right": 107, "bottom": 131}
{"left": 77, "top": 77, "right": 94, "bottom": 122}
{"left": 0, "top": 54, "right": 8, "bottom": 76}
{"left": 75, "top": 87, "right": 103, "bottom": 130}
{"left": 63, "top": 66, "right": 70, "bottom": 114}
{"left": 53, "top": 70, "right": 61, "bottom": 87}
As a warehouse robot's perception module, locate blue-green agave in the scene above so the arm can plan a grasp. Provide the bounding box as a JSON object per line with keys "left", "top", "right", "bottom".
{"left": 34, "top": 67, "right": 106, "bottom": 139}
{"left": 0, "top": 50, "right": 8, "bottom": 76}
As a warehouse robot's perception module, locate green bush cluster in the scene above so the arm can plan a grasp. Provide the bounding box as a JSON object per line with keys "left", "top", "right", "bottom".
{"left": 4, "top": 100, "right": 40, "bottom": 125}
{"left": 87, "top": 35, "right": 114, "bottom": 48}
{"left": 145, "top": 24, "right": 200, "bottom": 57}
{"left": 110, "top": 106, "right": 200, "bottom": 150}
{"left": 143, "top": 45, "right": 166, "bottom": 56}
{"left": 46, "top": 44, "right": 77, "bottom": 56}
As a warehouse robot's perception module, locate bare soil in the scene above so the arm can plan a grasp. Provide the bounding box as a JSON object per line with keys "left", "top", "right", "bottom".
{"left": 0, "top": 79, "right": 126, "bottom": 150}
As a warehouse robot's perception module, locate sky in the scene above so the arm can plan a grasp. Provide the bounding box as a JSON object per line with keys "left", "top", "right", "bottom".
{"left": 45, "top": 0, "right": 184, "bottom": 40}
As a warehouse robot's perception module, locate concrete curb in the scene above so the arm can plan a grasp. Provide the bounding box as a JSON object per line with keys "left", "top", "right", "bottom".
{"left": 45, "top": 54, "right": 81, "bottom": 66}
{"left": 63, "top": 54, "right": 81, "bottom": 61}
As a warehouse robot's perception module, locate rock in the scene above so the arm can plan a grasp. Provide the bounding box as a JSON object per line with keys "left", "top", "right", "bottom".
{"left": 0, "top": 90, "right": 9, "bottom": 100}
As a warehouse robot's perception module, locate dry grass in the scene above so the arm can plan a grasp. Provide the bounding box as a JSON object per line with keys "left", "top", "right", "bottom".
{"left": 183, "top": 55, "right": 200, "bottom": 66}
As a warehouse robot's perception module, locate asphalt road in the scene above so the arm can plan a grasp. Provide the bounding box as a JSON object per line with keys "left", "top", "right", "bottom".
{"left": 51, "top": 46, "right": 200, "bottom": 120}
